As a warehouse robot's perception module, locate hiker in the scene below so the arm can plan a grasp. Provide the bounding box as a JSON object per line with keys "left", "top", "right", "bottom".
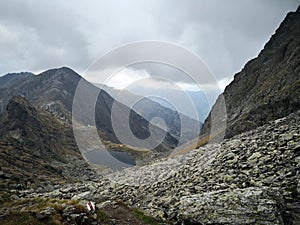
{"left": 87, "top": 201, "right": 95, "bottom": 214}
{"left": 16, "top": 181, "right": 22, "bottom": 190}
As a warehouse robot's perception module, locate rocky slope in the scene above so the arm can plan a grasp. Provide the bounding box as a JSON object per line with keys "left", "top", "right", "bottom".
{"left": 0, "top": 67, "right": 82, "bottom": 123}
{"left": 11, "top": 110, "right": 300, "bottom": 225}
{"left": 201, "top": 6, "right": 300, "bottom": 141}
{"left": 0, "top": 96, "right": 96, "bottom": 187}
{"left": 104, "top": 110, "right": 300, "bottom": 224}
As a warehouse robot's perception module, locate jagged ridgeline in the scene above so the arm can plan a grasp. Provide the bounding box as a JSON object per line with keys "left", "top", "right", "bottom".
{"left": 201, "top": 5, "right": 300, "bottom": 142}
{"left": 0, "top": 67, "right": 182, "bottom": 153}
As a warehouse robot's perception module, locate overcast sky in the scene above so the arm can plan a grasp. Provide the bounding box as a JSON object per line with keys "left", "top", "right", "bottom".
{"left": 0, "top": 0, "right": 299, "bottom": 93}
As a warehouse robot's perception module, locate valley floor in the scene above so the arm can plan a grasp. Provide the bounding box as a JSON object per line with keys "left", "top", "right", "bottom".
{"left": 1, "top": 110, "right": 300, "bottom": 225}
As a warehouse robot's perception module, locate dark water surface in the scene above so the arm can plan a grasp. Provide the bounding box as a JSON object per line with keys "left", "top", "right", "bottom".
{"left": 84, "top": 149, "right": 136, "bottom": 170}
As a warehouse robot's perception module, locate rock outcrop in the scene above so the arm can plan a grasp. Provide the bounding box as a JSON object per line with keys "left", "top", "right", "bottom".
{"left": 0, "top": 96, "right": 96, "bottom": 186}
{"left": 201, "top": 6, "right": 300, "bottom": 141}
{"left": 102, "top": 110, "right": 300, "bottom": 224}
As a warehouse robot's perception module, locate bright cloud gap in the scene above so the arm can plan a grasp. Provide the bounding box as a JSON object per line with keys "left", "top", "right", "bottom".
{"left": 86, "top": 67, "right": 230, "bottom": 93}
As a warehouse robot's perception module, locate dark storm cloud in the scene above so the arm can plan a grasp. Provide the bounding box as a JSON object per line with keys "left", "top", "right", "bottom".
{"left": 0, "top": 0, "right": 298, "bottom": 86}
{"left": 153, "top": 0, "right": 300, "bottom": 79}
{"left": 0, "top": 0, "right": 90, "bottom": 73}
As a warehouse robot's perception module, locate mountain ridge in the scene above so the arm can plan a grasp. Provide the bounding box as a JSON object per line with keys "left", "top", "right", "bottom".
{"left": 99, "top": 83, "right": 202, "bottom": 144}
{"left": 201, "top": 6, "right": 300, "bottom": 141}
{"left": 0, "top": 95, "right": 96, "bottom": 186}
{"left": 0, "top": 67, "right": 179, "bottom": 154}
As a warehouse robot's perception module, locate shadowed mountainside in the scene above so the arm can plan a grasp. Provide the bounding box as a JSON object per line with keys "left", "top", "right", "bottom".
{"left": 0, "top": 96, "right": 95, "bottom": 186}
{"left": 0, "top": 67, "right": 178, "bottom": 152}
{"left": 201, "top": 6, "right": 300, "bottom": 141}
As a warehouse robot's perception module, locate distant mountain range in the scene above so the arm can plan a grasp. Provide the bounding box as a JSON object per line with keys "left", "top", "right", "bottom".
{"left": 120, "top": 85, "right": 211, "bottom": 122}
{"left": 0, "top": 67, "right": 204, "bottom": 155}
{"left": 99, "top": 84, "right": 203, "bottom": 145}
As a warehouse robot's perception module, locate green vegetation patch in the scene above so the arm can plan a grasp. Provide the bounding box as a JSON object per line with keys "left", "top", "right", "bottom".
{"left": 1, "top": 211, "right": 44, "bottom": 225}
{"left": 132, "top": 208, "right": 161, "bottom": 225}
{"left": 95, "top": 209, "right": 109, "bottom": 223}
{"left": 0, "top": 197, "right": 88, "bottom": 225}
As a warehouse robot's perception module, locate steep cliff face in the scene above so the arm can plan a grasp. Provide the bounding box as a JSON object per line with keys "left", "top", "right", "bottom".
{"left": 201, "top": 6, "right": 300, "bottom": 140}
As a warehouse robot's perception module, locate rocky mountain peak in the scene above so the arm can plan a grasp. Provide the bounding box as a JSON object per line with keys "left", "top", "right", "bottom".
{"left": 201, "top": 6, "right": 300, "bottom": 141}
{"left": 0, "top": 66, "right": 179, "bottom": 154}
{"left": 37, "top": 66, "right": 81, "bottom": 79}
